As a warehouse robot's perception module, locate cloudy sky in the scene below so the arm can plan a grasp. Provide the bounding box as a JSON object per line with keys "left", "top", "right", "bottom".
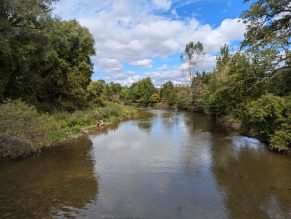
{"left": 53, "top": 0, "right": 250, "bottom": 85}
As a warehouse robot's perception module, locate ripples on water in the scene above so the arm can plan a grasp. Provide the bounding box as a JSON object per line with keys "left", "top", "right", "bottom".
{"left": 0, "top": 109, "right": 290, "bottom": 219}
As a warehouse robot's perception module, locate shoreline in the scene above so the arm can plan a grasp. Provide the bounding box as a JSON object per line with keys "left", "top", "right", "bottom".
{"left": 0, "top": 102, "right": 141, "bottom": 160}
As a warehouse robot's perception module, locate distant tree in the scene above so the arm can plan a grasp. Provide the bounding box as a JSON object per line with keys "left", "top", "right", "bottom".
{"left": 129, "top": 78, "right": 156, "bottom": 105}
{"left": 149, "top": 93, "right": 161, "bottom": 104}
{"left": 160, "top": 81, "right": 177, "bottom": 107}
{"left": 87, "top": 80, "right": 106, "bottom": 104}
{"left": 181, "top": 41, "right": 205, "bottom": 82}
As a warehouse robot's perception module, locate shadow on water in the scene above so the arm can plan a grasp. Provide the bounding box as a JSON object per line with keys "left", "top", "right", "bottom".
{"left": 0, "top": 136, "right": 98, "bottom": 219}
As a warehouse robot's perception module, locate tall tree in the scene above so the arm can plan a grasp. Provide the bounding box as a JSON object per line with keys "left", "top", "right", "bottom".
{"left": 181, "top": 41, "right": 205, "bottom": 82}
{"left": 241, "top": 0, "right": 290, "bottom": 74}
{"left": 0, "top": 0, "right": 57, "bottom": 101}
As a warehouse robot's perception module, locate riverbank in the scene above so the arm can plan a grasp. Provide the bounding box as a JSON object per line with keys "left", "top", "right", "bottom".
{"left": 0, "top": 100, "right": 140, "bottom": 159}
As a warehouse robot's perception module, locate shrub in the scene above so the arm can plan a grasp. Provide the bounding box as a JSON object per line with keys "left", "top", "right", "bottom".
{"left": 270, "top": 129, "right": 291, "bottom": 152}
{"left": 0, "top": 100, "right": 139, "bottom": 158}
{"left": 240, "top": 94, "right": 290, "bottom": 152}
{"left": 0, "top": 100, "right": 62, "bottom": 158}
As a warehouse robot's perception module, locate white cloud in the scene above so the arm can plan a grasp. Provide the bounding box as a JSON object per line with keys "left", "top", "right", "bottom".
{"left": 153, "top": 0, "right": 172, "bottom": 11}
{"left": 54, "top": 0, "right": 246, "bottom": 84}
{"left": 157, "top": 64, "right": 168, "bottom": 70}
{"left": 130, "top": 59, "right": 153, "bottom": 68}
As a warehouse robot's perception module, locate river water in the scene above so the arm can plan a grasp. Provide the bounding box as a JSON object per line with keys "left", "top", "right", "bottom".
{"left": 0, "top": 109, "right": 290, "bottom": 219}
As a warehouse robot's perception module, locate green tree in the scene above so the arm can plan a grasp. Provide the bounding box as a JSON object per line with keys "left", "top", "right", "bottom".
{"left": 87, "top": 80, "right": 106, "bottom": 104}
{"left": 160, "top": 81, "right": 177, "bottom": 107}
{"left": 241, "top": 0, "right": 290, "bottom": 75}
{"left": 149, "top": 93, "right": 161, "bottom": 104}
{"left": 208, "top": 47, "right": 267, "bottom": 116}
{"left": 240, "top": 94, "right": 290, "bottom": 152}
{"left": 0, "top": 0, "right": 57, "bottom": 102}
{"left": 41, "top": 19, "right": 95, "bottom": 111}
{"left": 191, "top": 73, "right": 211, "bottom": 112}
{"left": 128, "top": 78, "right": 156, "bottom": 105}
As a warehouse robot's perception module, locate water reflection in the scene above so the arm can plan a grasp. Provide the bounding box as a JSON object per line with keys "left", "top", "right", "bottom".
{"left": 211, "top": 136, "right": 291, "bottom": 219}
{"left": 0, "top": 109, "right": 290, "bottom": 219}
{"left": 137, "top": 119, "right": 153, "bottom": 132}
{"left": 0, "top": 136, "right": 98, "bottom": 218}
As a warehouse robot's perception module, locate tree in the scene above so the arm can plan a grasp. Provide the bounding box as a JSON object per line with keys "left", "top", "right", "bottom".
{"left": 191, "top": 73, "right": 211, "bottom": 112}
{"left": 102, "top": 82, "right": 122, "bottom": 102}
{"left": 87, "top": 80, "right": 106, "bottom": 104}
{"left": 0, "top": 0, "right": 57, "bottom": 102}
{"left": 149, "top": 93, "right": 160, "bottom": 104}
{"left": 42, "top": 19, "right": 95, "bottom": 110}
{"left": 241, "top": 0, "right": 291, "bottom": 74}
{"left": 0, "top": 1, "right": 96, "bottom": 111}
{"left": 160, "top": 81, "right": 177, "bottom": 107}
{"left": 240, "top": 94, "right": 290, "bottom": 152}
{"left": 181, "top": 41, "right": 205, "bottom": 82}
{"left": 128, "top": 78, "right": 156, "bottom": 105}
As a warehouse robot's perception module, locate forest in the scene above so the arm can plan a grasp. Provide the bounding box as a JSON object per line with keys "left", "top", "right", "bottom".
{"left": 0, "top": 0, "right": 290, "bottom": 158}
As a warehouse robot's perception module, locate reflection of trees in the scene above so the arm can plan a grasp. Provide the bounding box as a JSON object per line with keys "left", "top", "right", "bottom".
{"left": 184, "top": 112, "right": 229, "bottom": 136}
{"left": 181, "top": 132, "right": 212, "bottom": 176}
{"left": 0, "top": 136, "right": 98, "bottom": 218}
{"left": 137, "top": 120, "right": 152, "bottom": 132}
{"left": 211, "top": 137, "right": 291, "bottom": 219}
{"left": 174, "top": 111, "right": 213, "bottom": 176}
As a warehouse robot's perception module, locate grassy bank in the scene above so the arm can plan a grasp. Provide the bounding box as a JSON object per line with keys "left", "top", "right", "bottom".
{"left": 0, "top": 100, "right": 139, "bottom": 158}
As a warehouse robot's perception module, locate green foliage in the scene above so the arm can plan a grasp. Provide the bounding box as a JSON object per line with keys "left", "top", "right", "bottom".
{"left": 207, "top": 48, "right": 267, "bottom": 116}
{"left": 149, "top": 93, "right": 161, "bottom": 104}
{"left": 240, "top": 94, "right": 290, "bottom": 151}
{"left": 87, "top": 80, "right": 106, "bottom": 105}
{"left": 42, "top": 19, "right": 95, "bottom": 110}
{"left": 127, "top": 78, "right": 156, "bottom": 105}
{"left": 0, "top": 100, "right": 62, "bottom": 157}
{"left": 103, "top": 82, "right": 122, "bottom": 102}
{"left": 176, "top": 86, "right": 192, "bottom": 110}
{"left": 160, "top": 81, "right": 177, "bottom": 107}
{"left": 0, "top": 100, "right": 139, "bottom": 158}
{"left": 270, "top": 130, "right": 291, "bottom": 152}
{"left": 0, "top": 0, "right": 95, "bottom": 111}
{"left": 190, "top": 72, "right": 211, "bottom": 112}
{"left": 241, "top": 0, "right": 290, "bottom": 74}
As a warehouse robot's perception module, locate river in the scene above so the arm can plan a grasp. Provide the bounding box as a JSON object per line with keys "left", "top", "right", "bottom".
{"left": 0, "top": 109, "right": 290, "bottom": 219}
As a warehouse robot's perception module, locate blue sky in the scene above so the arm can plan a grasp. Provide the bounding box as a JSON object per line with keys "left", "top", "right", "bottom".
{"left": 54, "top": 0, "right": 249, "bottom": 85}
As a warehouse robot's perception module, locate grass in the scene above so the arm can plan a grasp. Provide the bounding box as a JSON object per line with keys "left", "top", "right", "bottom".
{"left": 0, "top": 100, "right": 139, "bottom": 158}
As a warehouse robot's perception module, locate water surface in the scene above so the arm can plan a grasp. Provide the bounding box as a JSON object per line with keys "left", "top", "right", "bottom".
{"left": 0, "top": 109, "right": 290, "bottom": 218}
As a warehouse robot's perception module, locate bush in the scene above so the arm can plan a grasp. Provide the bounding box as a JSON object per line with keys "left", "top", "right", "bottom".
{"left": 0, "top": 100, "right": 139, "bottom": 158}
{"left": 240, "top": 94, "right": 290, "bottom": 152}
{"left": 270, "top": 129, "right": 291, "bottom": 152}
{"left": 0, "top": 100, "right": 62, "bottom": 158}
